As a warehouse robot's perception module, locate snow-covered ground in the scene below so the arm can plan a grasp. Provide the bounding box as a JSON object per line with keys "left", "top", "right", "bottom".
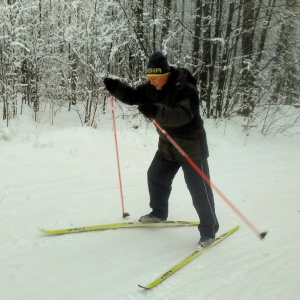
{"left": 0, "top": 104, "right": 299, "bottom": 300}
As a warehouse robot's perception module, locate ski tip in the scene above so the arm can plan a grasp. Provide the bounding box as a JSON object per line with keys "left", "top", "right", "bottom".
{"left": 259, "top": 231, "right": 268, "bottom": 240}
{"left": 138, "top": 284, "right": 147, "bottom": 289}
{"left": 39, "top": 227, "right": 48, "bottom": 234}
{"left": 123, "top": 212, "right": 130, "bottom": 218}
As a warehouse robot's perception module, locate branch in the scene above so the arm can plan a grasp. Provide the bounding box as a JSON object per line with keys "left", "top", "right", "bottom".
{"left": 116, "top": 0, "right": 149, "bottom": 57}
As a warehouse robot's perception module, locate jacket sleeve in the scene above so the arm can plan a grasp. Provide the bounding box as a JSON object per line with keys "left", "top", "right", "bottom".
{"left": 112, "top": 81, "right": 149, "bottom": 105}
{"left": 155, "top": 87, "right": 200, "bottom": 127}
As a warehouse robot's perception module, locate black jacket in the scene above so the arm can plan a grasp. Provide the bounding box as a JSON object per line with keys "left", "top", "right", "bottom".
{"left": 112, "top": 67, "right": 209, "bottom": 162}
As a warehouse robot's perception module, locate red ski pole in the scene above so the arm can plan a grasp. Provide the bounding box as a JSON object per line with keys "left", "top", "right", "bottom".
{"left": 151, "top": 118, "right": 267, "bottom": 240}
{"left": 110, "top": 94, "right": 129, "bottom": 218}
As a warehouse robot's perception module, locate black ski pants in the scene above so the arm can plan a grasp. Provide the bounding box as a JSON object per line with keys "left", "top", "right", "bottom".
{"left": 147, "top": 151, "right": 219, "bottom": 239}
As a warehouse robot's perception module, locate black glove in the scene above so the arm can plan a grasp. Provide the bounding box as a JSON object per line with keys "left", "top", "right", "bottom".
{"left": 104, "top": 78, "right": 119, "bottom": 93}
{"left": 138, "top": 104, "right": 158, "bottom": 118}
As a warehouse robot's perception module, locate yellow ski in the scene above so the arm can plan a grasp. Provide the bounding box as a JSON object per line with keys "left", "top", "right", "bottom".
{"left": 40, "top": 220, "right": 199, "bottom": 235}
{"left": 138, "top": 225, "right": 239, "bottom": 289}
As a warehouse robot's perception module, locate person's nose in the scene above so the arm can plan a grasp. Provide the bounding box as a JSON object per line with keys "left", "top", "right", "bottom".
{"left": 149, "top": 78, "right": 155, "bottom": 85}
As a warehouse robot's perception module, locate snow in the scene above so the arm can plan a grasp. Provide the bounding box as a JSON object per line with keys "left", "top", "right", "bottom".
{"left": 0, "top": 105, "right": 299, "bottom": 300}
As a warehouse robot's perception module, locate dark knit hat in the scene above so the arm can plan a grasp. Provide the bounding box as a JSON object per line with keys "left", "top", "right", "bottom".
{"left": 146, "top": 51, "right": 170, "bottom": 76}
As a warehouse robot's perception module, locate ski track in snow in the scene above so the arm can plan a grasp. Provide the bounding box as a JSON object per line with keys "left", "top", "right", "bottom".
{"left": 0, "top": 108, "right": 299, "bottom": 300}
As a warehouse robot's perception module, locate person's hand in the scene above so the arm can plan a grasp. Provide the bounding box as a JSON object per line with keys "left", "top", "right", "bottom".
{"left": 138, "top": 104, "right": 158, "bottom": 118}
{"left": 104, "top": 78, "right": 119, "bottom": 93}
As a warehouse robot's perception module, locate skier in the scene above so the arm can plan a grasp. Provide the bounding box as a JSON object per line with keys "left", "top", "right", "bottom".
{"left": 104, "top": 51, "right": 219, "bottom": 247}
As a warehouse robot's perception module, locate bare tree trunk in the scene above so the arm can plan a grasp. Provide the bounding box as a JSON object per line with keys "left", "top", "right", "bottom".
{"left": 130, "top": 0, "right": 144, "bottom": 75}
{"left": 239, "top": 0, "right": 255, "bottom": 117}
{"left": 216, "top": 2, "right": 234, "bottom": 118}
{"left": 199, "top": 0, "right": 212, "bottom": 117}
{"left": 161, "top": 0, "right": 171, "bottom": 45}
{"left": 223, "top": 3, "right": 242, "bottom": 117}
{"left": 0, "top": 40, "right": 5, "bottom": 120}
{"left": 211, "top": 0, "right": 222, "bottom": 118}
{"left": 192, "top": 0, "right": 201, "bottom": 81}
{"left": 151, "top": 0, "right": 157, "bottom": 52}
{"left": 68, "top": 12, "right": 77, "bottom": 109}
{"left": 255, "top": 0, "right": 276, "bottom": 65}
{"left": 271, "top": 0, "right": 299, "bottom": 105}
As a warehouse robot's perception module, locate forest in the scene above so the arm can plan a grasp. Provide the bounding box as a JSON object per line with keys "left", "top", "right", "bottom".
{"left": 1, "top": 0, "right": 300, "bottom": 135}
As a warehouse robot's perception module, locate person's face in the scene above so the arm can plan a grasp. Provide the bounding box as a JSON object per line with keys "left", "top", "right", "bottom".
{"left": 147, "top": 73, "right": 170, "bottom": 90}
